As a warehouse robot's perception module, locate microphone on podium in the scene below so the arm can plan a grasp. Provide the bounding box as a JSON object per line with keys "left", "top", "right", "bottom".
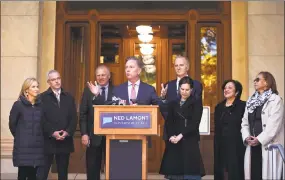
{"left": 130, "top": 99, "right": 138, "bottom": 104}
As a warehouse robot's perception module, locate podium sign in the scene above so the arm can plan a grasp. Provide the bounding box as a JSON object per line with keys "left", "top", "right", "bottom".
{"left": 100, "top": 112, "right": 151, "bottom": 128}
{"left": 94, "top": 105, "right": 158, "bottom": 135}
{"left": 94, "top": 105, "right": 159, "bottom": 180}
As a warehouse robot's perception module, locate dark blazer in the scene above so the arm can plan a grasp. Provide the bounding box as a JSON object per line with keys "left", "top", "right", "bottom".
{"left": 40, "top": 88, "right": 77, "bottom": 154}
{"left": 112, "top": 81, "right": 160, "bottom": 105}
{"left": 159, "top": 95, "right": 205, "bottom": 176}
{"left": 161, "top": 78, "right": 203, "bottom": 140}
{"left": 9, "top": 96, "right": 45, "bottom": 167}
{"left": 214, "top": 99, "right": 246, "bottom": 180}
{"left": 79, "top": 85, "right": 114, "bottom": 147}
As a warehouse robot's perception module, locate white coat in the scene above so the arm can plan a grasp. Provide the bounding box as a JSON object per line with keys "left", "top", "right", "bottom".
{"left": 241, "top": 93, "right": 284, "bottom": 180}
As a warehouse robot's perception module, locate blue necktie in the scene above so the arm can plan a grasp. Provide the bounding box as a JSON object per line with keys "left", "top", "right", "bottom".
{"left": 101, "top": 87, "right": 106, "bottom": 101}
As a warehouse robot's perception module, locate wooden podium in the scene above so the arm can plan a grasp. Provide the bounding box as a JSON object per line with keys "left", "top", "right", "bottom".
{"left": 94, "top": 105, "right": 159, "bottom": 180}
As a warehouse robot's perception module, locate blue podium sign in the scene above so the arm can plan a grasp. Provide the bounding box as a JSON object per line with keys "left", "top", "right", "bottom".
{"left": 100, "top": 112, "right": 151, "bottom": 128}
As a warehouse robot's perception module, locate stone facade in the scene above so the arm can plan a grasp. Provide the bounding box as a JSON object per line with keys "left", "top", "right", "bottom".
{"left": 248, "top": 2, "right": 284, "bottom": 98}
{"left": 1, "top": 1, "right": 284, "bottom": 174}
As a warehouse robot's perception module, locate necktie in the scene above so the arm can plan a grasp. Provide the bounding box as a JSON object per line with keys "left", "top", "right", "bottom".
{"left": 55, "top": 92, "right": 60, "bottom": 106}
{"left": 101, "top": 87, "right": 106, "bottom": 101}
{"left": 130, "top": 84, "right": 136, "bottom": 104}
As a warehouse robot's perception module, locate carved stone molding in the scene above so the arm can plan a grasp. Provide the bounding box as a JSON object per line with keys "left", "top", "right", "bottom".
{"left": 1, "top": 138, "right": 13, "bottom": 158}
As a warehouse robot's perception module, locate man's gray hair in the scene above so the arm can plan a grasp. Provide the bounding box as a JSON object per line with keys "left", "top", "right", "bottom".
{"left": 175, "top": 55, "right": 190, "bottom": 67}
{"left": 47, "top": 70, "right": 60, "bottom": 80}
{"left": 125, "top": 56, "right": 144, "bottom": 69}
{"left": 95, "top": 64, "right": 111, "bottom": 76}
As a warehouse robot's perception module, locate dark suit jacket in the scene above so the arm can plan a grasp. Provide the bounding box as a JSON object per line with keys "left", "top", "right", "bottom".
{"left": 79, "top": 85, "right": 114, "bottom": 147}
{"left": 161, "top": 78, "right": 203, "bottom": 140}
{"left": 112, "top": 81, "right": 160, "bottom": 105}
{"left": 113, "top": 81, "right": 161, "bottom": 148}
{"left": 41, "top": 88, "right": 77, "bottom": 154}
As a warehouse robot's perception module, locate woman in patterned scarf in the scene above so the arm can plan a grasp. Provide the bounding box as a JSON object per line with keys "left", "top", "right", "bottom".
{"left": 241, "top": 71, "right": 284, "bottom": 180}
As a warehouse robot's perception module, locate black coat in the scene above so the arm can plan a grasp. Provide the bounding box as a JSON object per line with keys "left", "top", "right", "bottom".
{"left": 159, "top": 96, "right": 205, "bottom": 176}
{"left": 214, "top": 99, "right": 246, "bottom": 180}
{"left": 9, "top": 96, "right": 45, "bottom": 167}
{"left": 79, "top": 85, "right": 114, "bottom": 147}
{"left": 40, "top": 88, "right": 77, "bottom": 154}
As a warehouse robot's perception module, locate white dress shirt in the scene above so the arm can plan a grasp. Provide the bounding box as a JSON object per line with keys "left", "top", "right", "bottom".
{"left": 128, "top": 79, "right": 140, "bottom": 101}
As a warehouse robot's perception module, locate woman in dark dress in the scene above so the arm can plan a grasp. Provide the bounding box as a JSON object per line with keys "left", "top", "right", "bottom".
{"left": 9, "top": 78, "right": 45, "bottom": 180}
{"left": 159, "top": 76, "right": 205, "bottom": 180}
{"left": 213, "top": 80, "right": 246, "bottom": 180}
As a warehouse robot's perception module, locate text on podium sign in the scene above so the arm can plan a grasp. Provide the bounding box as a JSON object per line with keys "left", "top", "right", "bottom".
{"left": 100, "top": 112, "right": 151, "bottom": 128}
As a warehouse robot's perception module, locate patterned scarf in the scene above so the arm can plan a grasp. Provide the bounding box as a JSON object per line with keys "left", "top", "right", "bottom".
{"left": 246, "top": 88, "right": 272, "bottom": 113}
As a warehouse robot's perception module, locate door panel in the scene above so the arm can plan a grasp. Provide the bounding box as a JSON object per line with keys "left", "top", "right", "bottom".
{"left": 99, "top": 38, "right": 124, "bottom": 86}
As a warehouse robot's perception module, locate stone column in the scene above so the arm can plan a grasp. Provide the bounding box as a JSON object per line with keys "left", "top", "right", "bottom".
{"left": 38, "top": 2, "right": 56, "bottom": 92}
{"left": 1, "top": 1, "right": 39, "bottom": 173}
{"left": 231, "top": 2, "right": 249, "bottom": 100}
{"left": 248, "top": 2, "right": 284, "bottom": 97}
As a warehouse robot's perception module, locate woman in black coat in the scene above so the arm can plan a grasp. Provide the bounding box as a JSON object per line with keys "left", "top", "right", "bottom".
{"left": 159, "top": 76, "right": 205, "bottom": 180}
{"left": 9, "top": 78, "right": 45, "bottom": 180}
{"left": 214, "top": 79, "right": 246, "bottom": 180}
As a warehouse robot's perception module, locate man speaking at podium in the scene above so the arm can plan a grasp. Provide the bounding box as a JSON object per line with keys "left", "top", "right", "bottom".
{"left": 113, "top": 56, "right": 160, "bottom": 106}
{"left": 79, "top": 65, "right": 114, "bottom": 180}
{"left": 112, "top": 56, "right": 161, "bottom": 147}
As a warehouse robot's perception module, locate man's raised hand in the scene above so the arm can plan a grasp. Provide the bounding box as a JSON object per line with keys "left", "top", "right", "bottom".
{"left": 87, "top": 81, "right": 100, "bottom": 96}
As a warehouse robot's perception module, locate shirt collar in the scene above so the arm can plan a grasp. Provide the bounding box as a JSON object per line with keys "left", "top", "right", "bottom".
{"left": 52, "top": 88, "right": 61, "bottom": 95}
{"left": 98, "top": 83, "right": 109, "bottom": 89}
{"left": 177, "top": 75, "right": 189, "bottom": 81}
{"left": 128, "top": 79, "right": 140, "bottom": 86}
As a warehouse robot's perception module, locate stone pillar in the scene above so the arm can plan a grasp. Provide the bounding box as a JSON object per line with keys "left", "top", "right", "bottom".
{"left": 231, "top": 2, "right": 249, "bottom": 100}
{"left": 1, "top": 1, "right": 40, "bottom": 173}
{"left": 248, "top": 2, "right": 284, "bottom": 98}
{"left": 38, "top": 2, "right": 56, "bottom": 92}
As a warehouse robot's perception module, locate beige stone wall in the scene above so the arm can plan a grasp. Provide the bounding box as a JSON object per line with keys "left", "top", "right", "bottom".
{"left": 248, "top": 2, "right": 284, "bottom": 98}
{"left": 1, "top": 1, "right": 40, "bottom": 139}
{"left": 1, "top": 1, "right": 40, "bottom": 173}
{"left": 231, "top": 2, "right": 249, "bottom": 101}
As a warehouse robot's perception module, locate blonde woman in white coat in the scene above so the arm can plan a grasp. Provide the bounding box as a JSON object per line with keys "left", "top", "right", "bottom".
{"left": 241, "top": 71, "right": 284, "bottom": 180}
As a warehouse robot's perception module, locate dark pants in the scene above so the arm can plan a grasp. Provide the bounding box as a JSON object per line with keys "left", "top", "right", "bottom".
{"left": 86, "top": 141, "right": 105, "bottom": 180}
{"left": 251, "top": 145, "right": 262, "bottom": 180}
{"left": 18, "top": 166, "right": 38, "bottom": 180}
{"left": 40, "top": 153, "right": 70, "bottom": 180}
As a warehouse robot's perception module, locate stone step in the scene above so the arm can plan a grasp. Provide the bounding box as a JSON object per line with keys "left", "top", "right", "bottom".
{"left": 0, "top": 173, "right": 214, "bottom": 180}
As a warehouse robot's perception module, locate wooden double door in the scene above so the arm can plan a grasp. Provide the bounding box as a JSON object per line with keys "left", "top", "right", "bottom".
{"left": 54, "top": 1, "right": 232, "bottom": 174}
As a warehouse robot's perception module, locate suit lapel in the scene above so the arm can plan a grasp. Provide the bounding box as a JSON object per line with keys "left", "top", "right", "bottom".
{"left": 136, "top": 82, "right": 143, "bottom": 101}
{"left": 107, "top": 85, "right": 113, "bottom": 101}
{"left": 123, "top": 83, "right": 130, "bottom": 105}
{"left": 172, "top": 80, "right": 178, "bottom": 95}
